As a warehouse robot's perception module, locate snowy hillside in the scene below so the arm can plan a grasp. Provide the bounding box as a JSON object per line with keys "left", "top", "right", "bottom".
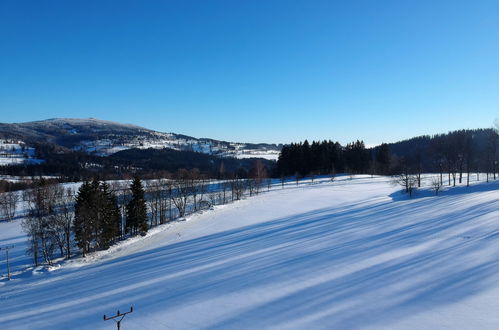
{"left": 73, "top": 132, "right": 280, "bottom": 159}
{"left": 0, "top": 176, "right": 498, "bottom": 329}
{"left": 0, "top": 118, "right": 281, "bottom": 160}
{"left": 0, "top": 140, "right": 43, "bottom": 166}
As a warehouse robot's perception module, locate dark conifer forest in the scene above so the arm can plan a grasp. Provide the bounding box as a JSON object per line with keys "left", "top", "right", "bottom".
{"left": 277, "top": 128, "right": 498, "bottom": 179}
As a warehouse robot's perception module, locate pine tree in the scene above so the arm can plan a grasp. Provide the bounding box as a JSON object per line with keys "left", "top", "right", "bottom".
{"left": 99, "top": 182, "right": 121, "bottom": 249}
{"left": 90, "top": 179, "right": 104, "bottom": 251}
{"left": 376, "top": 143, "right": 391, "bottom": 175}
{"left": 126, "top": 177, "right": 148, "bottom": 235}
{"left": 74, "top": 181, "right": 96, "bottom": 256}
{"left": 75, "top": 180, "right": 122, "bottom": 255}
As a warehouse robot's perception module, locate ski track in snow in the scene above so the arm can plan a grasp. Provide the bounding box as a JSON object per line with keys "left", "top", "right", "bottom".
{"left": 0, "top": 175, "right": 498, "bottom": 329}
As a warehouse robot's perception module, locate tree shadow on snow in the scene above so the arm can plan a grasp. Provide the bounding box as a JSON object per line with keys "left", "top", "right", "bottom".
{"left": 390, "top": 180, "right": 498, "bottom": 202}
{"left": 1, "top": 184, "right": 499, "bottom": 329}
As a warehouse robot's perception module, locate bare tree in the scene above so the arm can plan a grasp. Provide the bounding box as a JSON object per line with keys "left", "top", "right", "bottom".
{"left": 413, "top": 149, "right": 423, "bottom": 188}
{"left": 229, "top": 175, "right": 246, "bottom": 201}
{"left": 252, "top": 159, "right": 267, "bottom": 194}
{"left": 145, "top": 180, "right": 162, "bottom": 227}
{"left": 247, "top": 178, "right": 256, "bottom": 196}
{"left": 190, "top": 169, "right": 208, "bottom": 211}
{"left": 109, "top": 181, "right": 130, "bottom": 239}
{"left": 208, "top": 192, "right": 218, "bottom": 207}
{"left": 157, "top": 178, "right": 170, "bottom": 224}
{"left": 0, "top": 191, "right": 18, "bottom": 222}
{"left": 266, "top": 177, "right": 272, "bottom": 191}
{"left": 430, "top": 177, "right": 442, "bottom": 196}
{"left": 162, "top": 178, "right": 174, "bottom": 222}
{"left": 220, "top": 180, "right": 230, "bottom": 204}
{"left": 50, "top": 186, "right": 75, "bottom": 259}
{"left": 22, "top": 183, "right": 58, "bottom": 266}
{"left": 393, "top": 171, "right": 418, "bottom": 197}
{"left": 171, "top": 169, "right": 191, "bottom": 217}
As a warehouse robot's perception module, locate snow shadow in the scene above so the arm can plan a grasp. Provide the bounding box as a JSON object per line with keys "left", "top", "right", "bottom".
{"left": 1, "top": 183, "right": 498, "bottom": 329}
{"left": 390, "top": 180, "right": 498, "bottom": 201}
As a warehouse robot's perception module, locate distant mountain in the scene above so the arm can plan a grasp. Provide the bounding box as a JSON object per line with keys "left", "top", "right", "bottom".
{"left": 0, "top": 118, "right": 282, "bottom": 166}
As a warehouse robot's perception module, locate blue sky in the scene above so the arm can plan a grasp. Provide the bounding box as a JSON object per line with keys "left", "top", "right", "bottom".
{"left": 0, "top": 0, "right": 498, "bottom": 145}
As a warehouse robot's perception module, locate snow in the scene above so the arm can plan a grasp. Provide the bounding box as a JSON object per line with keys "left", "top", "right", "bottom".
{"left": 72, "top": 134, "right": 279, "bottom": 160}
{"left": 0, "top": 175, "right": 498, "bottom": 329}
{"left": 0, "top": 140, "right": 43, "bottom": 166}
{"left": 230, "top": 150, "right": 280, "bottom": 160}
{"left": 3, "top": 118, "right": 281, "bottom": 160}
{"left": 0, "top": 175, "right": 60, "bottom": 183}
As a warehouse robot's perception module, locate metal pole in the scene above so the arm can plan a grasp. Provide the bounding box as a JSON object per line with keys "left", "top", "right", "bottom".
{"left": 104, "top": 306, "right": 133, "bottom": 330}
{"left": 0, "top": 245, "right": 14, "bottom": 281}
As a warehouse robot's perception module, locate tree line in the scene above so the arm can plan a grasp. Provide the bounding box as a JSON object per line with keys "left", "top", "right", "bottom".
{"left": 1, "top": 160, "right": 272, "bottom": 267}
{"left": 277, "top": 128, "right": 498, "bottom": 183}
{"left": 0, "top": 142, "right": 275, "bottom": 181}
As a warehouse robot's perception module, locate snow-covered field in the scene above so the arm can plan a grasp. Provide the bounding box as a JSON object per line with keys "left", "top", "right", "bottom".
{"left": 0, "top": 175, "right": 498, "bottom": 329}
{"left": 0, "top": 140, "right": 43, "bottom": 166}
{"left": 228, "top": 150, "right": 280, "bottom": 160}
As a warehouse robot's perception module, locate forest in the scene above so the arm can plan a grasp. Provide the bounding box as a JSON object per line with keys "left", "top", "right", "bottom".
{"left": 277, "top": 128, "right": 498, "bottom": 182}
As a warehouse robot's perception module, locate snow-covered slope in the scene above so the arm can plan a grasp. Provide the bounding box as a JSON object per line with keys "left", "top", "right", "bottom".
{"left": 0, "top": 118, "right": 281, "bottom": 160}
{"left": 0, "top": 176, "right": 498, "bottom": 329}
{"left": 0, "top": 140, "right": 43, "bottom": 165}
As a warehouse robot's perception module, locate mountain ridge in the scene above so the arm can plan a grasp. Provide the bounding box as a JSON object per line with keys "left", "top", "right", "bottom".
{"left": 0, "top": 118, "right": 282, "bottom": 160}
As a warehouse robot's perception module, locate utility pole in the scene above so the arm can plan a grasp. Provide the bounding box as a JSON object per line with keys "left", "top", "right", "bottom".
{"left": 0, "top": 245, "right": 14, "bottom": 280}
{"left": 104, "top": 306, "right": 133, "bottom": 330}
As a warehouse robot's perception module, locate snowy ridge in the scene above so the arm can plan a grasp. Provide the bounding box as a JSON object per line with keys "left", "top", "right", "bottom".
{"left": 35, "top": 117, "right": 145, "bottom": 130}
{"left": 0, "top": 118, "right": 281, "bottom": 160}
{"left": 73, "top": 132, "right": 280, "bottom": 159}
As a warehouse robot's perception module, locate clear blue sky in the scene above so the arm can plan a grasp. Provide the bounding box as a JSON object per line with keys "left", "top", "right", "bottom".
{"left": 1, "top": 0, "right": 498, "bottom": 145}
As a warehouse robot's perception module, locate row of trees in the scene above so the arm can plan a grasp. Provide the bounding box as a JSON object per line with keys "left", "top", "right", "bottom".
{"left": 74, "top": 180, "right": 121, "bottom": 256}
{"left": 18, "top": 178, "right": 145, "bottom": 265}
{"left": 22, "top": 183, "right": 74, "bottom": 265}
{"left": 277, "top": 139, "right": 388, "bottom": 177}
{"left": 390, "top": 128, "right": 498, "bottom": 196}
{"left": 14, "top": 160, "right": 272, "bottom": 266}
{"left": 391, "top": 124, "right": 499, "bottom": 196}
{"left": 68, "top": 176, "right": 153, "bottom": 258}
{"left": 0, "top": 191, "right": 18, "bottom": 222}
{"left": 278, "top": 128, "right": 499, "bottom": 183}
{"left": 144, "top": 165, "right": 269, "bottom": 222}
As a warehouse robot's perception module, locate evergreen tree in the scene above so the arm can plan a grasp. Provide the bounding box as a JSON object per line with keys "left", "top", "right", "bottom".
{"left": 126, "top": 177, "right": 148, "bottom": 235}
{"left": 99, "top": 182, "right": 121, "bottom": 249}
{"left": 375, "top": 143, "right": 391, "bottom": 175}
{"left": 75, "top": 180, "right": 122, "bottom": 255}
{"left": 345, "top": 140, "right": 369, "bottom": 174}
{"left": 74, "top": 181, "right": 96, "bottom": 256}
